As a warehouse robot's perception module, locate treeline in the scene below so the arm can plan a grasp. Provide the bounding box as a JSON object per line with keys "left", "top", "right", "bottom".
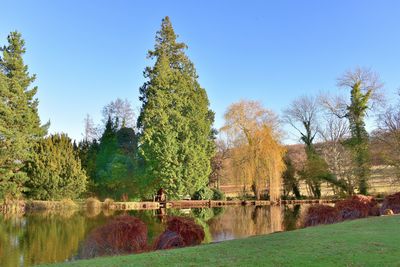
{"left": 77, "top": 115, "right": 138, "bottom": 200}
{"left": 1, "top": 17, "right": 399, "bottom": 202}
{"left": 281, "top": 70, "right": 400, "bottom": 198}
{"left": 76, "top": 17, "right": 216, "bottom": 201}
{"left": 0, "top": 31, "right": 87, "bottom": 200}
{"left": 213, "top": 69, "right": 400, "bottom": 199}
{"left": 1, "top": 17, "right": 219, "bottom": 201}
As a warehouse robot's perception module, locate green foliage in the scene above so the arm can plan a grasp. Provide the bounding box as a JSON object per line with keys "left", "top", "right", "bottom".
{"left": 0, "top": 212, "right": 89, "bottom": 267}
{"left": 89, "top": 117, "right": 138, "bottom": 199}
{"left": 192, "top": 208, "right": 215, "bottom": 222}
{"left": 283, "top": 204, "right": 301, "bottom": 231}
{"left": 211, "top": 188, "right": 226, "bottom": 200}
{"left": 299, "top": 152, "right": 331, "bottom": 199}
{"left": 346, "top": 81, "right": 371, "bottom": 194}
{"left": 192, "top": 187, "right": 214, "bottom": 200}
{"left": 78, "top": 139, "right": 99, "bottom": 185}
{"left": 137, "top": 17, "right": 215, "bottom": 199}
{"left": 25, "top": 134, "right": 87, "bottom": 200}
{"left": 0, "top": 31, "right": 47, "bottom": 199}
{"left": 282, "top": 154, "right": 301, "bottom": 199}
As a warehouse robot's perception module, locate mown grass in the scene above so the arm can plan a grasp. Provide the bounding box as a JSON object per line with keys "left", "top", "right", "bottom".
{"left": 45, "top": 215, "right": 400, "bottom": 267}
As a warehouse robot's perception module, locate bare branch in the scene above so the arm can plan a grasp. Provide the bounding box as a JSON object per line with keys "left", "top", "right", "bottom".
{"left": 337, "top": 67, "right": 385, "bottom": 110}
{"left": 283, "top": 95, "right": 320, "bottom": 146}
{"left": 102, "top": 98, "right": 136, "bottom": 130}
{"left": 319, "top": 93, "right": 348, "bottom": 119}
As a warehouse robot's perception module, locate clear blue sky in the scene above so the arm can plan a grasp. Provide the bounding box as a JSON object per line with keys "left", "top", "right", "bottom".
{"left": 1, "top": 0, "right": 400, "bottom": 142}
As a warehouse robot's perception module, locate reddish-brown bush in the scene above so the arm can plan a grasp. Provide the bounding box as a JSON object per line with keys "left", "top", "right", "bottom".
{"left": 153, "top": 216, "right": 205, "bottom": 250}
{"left": 153, "top": 230, "right": 185, "bottom": 250}
{"left": 80, "top": 215, "right": 147, "bottom": 258}
{"left": 303, "top": 205, "right": 341, "bottom": 227}
{"left": 380, "top": 192, "right": 400, "bottom": 214}
{"left": 167, "top": 217, "right": 205, "bottom": 246}
{"left": 335, "top": 195, "right": 379, "bottom": 220}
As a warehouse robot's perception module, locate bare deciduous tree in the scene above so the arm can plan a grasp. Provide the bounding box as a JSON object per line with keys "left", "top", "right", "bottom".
{"left": 283, "top": 95, "right": 328, "bottom": 198}
{"left": 209, "top": 139, "right": 229, "bottom": 189}
{"left": 321, "top": 67, "right": 384, "bottom": 117}
{"left": 337, "top": 67, "right": 384, "bottom": 108}
{"left": 319, "top": 111, "right": 356, "bottom": 195}
{"left": 83, "top": 114, "right": 99, "bottom": 141}
{"left": 321, "top": 67, "right": 384, "bottom": 194}
{"left": 102, "top": 98, "right": 136, "bottom": 130}
{"left": 375, "top": 90, "right": 400, "bottom": 182}
{"left": 283, "top": 95, "right": 319, "bottom": 150}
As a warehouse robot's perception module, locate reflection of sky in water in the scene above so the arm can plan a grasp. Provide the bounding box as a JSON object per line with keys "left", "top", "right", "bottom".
{"left": 0, "top": 205, "right": 303, "bottom": 267}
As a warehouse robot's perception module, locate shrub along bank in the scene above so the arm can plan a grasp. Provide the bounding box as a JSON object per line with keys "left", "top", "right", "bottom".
{"left": 45, "top": 215, "right": 400, "bottom": 267}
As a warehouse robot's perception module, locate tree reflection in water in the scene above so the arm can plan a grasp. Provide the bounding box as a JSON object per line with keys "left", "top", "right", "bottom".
{"left": 0, "top": 210, "right": 87, "bottom": 267}
{"left": 0, "top": 205, "right": 305, "bottom": 267}
{"left": 283, "top": 204, "right": 301, "bottom": 231}
{"left": 208, "top": 205, "right": 302, "bottom": 242}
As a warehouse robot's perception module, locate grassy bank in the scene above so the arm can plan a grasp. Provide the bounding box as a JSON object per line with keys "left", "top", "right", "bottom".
{"left": 45, "top": 215, "right": 400, "bottom": 267}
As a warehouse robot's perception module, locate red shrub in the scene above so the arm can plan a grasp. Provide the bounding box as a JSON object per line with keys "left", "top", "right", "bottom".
{"left": 335, "top": 195, "right": 379, "bottom": 220}
{"left": 380, "top": 192, "right": 400, "bottom": 214}
{"left": 153, "top": 216, "right": 205, "bottom": 250}
{"left": 153, "top": 230, "right": 184, "bottom": 250}
{"left": 303, "top": 205, "right": 341, "bottom": 227}
{"left": 166, "top": 216, "right": 205, "bottom": 246}
{"left": 81, "top": 215, "right": 147, "bottom": 258}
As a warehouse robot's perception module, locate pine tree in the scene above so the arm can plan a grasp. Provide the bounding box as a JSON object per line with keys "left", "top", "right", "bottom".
{"left": 25, "top": 134, "right": 87, "bottom": 200}
{"left": 78, "top": 138, "right": 99, "bottom": 194}
{"left": 91, "top": 117, "right": 137, "bottom": 199}
{"left": 137, "top": 17, "right": 215, "bottom": 199}
{"left": 0, "top": 31, "right": 47, "bottom": 199}
{"left": 93, "top": 117, "right": 118, "bottom": 196}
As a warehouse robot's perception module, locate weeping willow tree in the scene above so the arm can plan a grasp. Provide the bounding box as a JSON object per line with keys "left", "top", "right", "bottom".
{"left": 221, "top": 100, "right": 286, "bottom": 201}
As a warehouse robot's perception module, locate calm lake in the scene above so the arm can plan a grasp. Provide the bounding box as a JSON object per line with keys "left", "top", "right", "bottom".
{"left": 0, "top": 204, "right": 308, "bottom": 267}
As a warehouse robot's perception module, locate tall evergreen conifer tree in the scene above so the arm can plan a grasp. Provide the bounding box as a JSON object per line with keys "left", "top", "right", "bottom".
{"left": 90, "top": 117, "right": 137, "bottom": 199}
{"left": 0, "top": 31, "right": 47, "bottom": 199}
{"left": 137, "top": 17, "right": 215, "bottom": 199}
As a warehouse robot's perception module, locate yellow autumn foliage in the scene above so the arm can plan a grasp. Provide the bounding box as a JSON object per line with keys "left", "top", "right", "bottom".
{"left": 221, "top": 100, "right": 286, "bottom": 201}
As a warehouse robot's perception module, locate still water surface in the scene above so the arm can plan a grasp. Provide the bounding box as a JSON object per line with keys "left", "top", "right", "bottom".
{"left": 0, "top": 205, "right": 306, "bottom": 267}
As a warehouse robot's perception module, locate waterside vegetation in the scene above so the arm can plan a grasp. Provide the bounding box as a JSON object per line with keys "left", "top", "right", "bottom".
{"left": 44, "top": 215, "right": 400, "bottom": 267}
{"left": 1, "top": 16, "right": 400, "bottom": 210}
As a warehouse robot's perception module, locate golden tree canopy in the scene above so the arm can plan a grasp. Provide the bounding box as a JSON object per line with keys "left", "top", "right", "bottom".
{"left": 221, "top": 100, "right": 286, "bottom": 201}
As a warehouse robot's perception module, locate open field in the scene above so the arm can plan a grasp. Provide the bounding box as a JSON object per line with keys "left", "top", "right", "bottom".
{"left": 221, "top": 165, "right": 400, "bottom": 198}
{"left": 44, "top": 215, "right": 400, "bottom": 267}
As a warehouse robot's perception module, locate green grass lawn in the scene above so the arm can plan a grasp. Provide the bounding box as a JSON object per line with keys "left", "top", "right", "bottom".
{"left": 45, "top": 215, "right": 400, "bottom": 267}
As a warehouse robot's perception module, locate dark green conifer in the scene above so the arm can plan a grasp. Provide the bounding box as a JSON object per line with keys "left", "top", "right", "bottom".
{"left": 25, "top": 134, "right": 87, "bottom": 200}
{"left": 137, "top": 17, "right": 215, "bottom": 199}
{"left": 90, "top": 117, "right": 137, "bottom": 199}
{"left": 0, "top": 31, "right": 47, "bottom": 199}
